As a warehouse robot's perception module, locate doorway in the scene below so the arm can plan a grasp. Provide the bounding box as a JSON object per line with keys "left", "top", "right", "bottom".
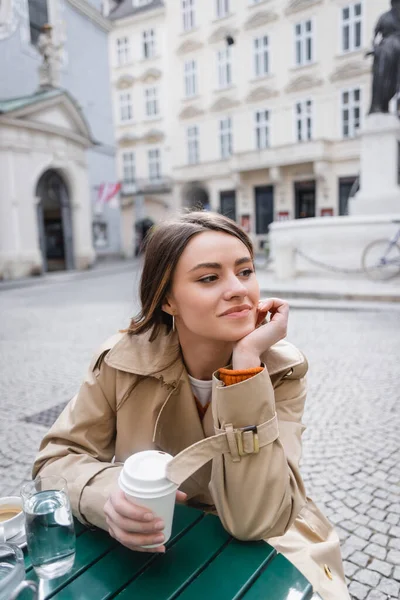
{"left": 255, "top": 186, "right": 274, "bottom": 234}
{"left": 36, "top": 170, "right": 74, "bottom": 272}
{"left": 219, "top": 190, "right": 237, "bottom": 222}
{"left": 295, "top": 181, "right": 316, "bottom": 219}
{"left": 338, "top": 176, "right": 358, "bottom": 216}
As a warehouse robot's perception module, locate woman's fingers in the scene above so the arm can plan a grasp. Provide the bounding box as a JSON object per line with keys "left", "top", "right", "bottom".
{"left": 107, "top": 488, "right": 155, "bottom": 522}
{"left": 105, "top": 501, "right": 164, "bottom": 535}
{"left": 176, "top": 490, "right": 187, "bottom": 504}
{"left": 108, "top": 524, "right": 166, "bottom": 553}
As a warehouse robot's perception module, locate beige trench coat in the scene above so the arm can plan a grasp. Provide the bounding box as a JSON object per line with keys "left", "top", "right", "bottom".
{"left": 33, "top": 330, "right": 350, "bottom": 600}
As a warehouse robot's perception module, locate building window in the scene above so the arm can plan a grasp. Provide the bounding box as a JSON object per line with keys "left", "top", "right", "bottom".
{"left": 295, "top": 20, "right": 313, "bottom": 66}
{"left": 143, "top": 29, "right": 155, "bottom": 59}
{"left": 341, "top": 2, "right": 362, "bottom": 53}
{"left": 295, "top": 100, "right": 313, "bottom": 141}
{"left": 254, "top": 35, "right": 269, "bottom": 77}
{"left": 28, "top": 0, "right": 49, "bottom": 45}
{"left": 216, "top": 0, "right": 229, "bottom": 18}
{"left": 219, "top": 117, "right": 233, "bottom": 159}
{"left": 342, "top": 88, "right": 361, "bottom": 138}
{"left": 119, "top": 92, "right": 133, "bottom": 122}
{"left": 133, "top": 0, "right": 152, "bottom": 6}
{"left": 116, "top": 37, "right": 130, "bottom": 66}
{"left": 217, "top": 47, "right": 232, "bottom": 88}
{"left": 255, "top": 110, "right": 270, "bottom": 150}
{"left": 122, "top": 152, "right": 135, "bottom": 183}
{"left": 148, "top": 148, "right": 161, "bottom": 181}
{"left": 184, "top": 60, "right": 197, "bottom": 97}
{"left": 145, "top": 87, "right": 159, "bottom": 117}
{"left": 187, "top": 126, "right": 199, "bottom": 164}
{"left": 182, "top": 0, "right": 195, "bottom": 31}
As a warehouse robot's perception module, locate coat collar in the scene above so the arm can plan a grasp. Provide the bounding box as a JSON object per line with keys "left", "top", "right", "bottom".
{"left": 104, "top": 327, "right": 305, "bottom": 384}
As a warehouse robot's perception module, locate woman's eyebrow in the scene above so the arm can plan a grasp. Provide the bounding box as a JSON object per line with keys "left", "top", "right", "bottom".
{"left": 189, "top": 257, "right": 252, "bottom": 272}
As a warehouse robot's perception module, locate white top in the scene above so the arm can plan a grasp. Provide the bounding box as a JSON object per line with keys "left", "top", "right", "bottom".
{"left": 188, "top": 375, "right": 213, "bottom": 408}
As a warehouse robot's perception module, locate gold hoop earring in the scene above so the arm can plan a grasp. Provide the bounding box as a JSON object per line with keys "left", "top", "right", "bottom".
{"left": 172, "top": 315, "right": 175, "bottom": 332}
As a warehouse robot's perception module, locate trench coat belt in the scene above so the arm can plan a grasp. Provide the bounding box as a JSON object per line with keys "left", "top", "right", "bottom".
{"left": 166, "top": 413, "right": 279, "bottom": 486}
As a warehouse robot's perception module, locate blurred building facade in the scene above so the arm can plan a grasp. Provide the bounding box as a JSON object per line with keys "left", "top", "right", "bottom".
{"left": 0, "top": 0, "right": 120, "bottom": 279}
{"left": 109, "top": 0, "right": 387, "bottom": 251}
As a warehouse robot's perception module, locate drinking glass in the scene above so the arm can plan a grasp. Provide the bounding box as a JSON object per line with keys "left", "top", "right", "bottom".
{"left": 0, "top": 543, "right": 37, "bottom": 599}
{"left": 21, "top": 476, "right": 75, "bottom": 586}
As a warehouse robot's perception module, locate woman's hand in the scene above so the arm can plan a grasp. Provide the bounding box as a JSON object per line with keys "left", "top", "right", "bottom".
{"left": 104, "top": 488, "right": 187, "bottom": 553}
{"left": 232, "top": 298, "right": 289, "bottom": 370}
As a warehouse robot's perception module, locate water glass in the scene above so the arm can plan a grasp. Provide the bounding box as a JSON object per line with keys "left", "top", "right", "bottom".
{"left": 0, "top": 543, "right": 37, "bottom": 599}
{"left": 21, "top": 476, "right": 75, "bottom": 580}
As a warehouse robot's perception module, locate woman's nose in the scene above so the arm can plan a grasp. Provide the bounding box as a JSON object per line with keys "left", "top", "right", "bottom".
{"left": 223, "top": 276, "right": 248, "bottom": 299}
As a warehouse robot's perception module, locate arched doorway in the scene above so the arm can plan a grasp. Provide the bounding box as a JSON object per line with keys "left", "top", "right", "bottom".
{"left": 36, "top": 170, "right": 74, "bottom": 272}
{"left": 182, "top": 182, "right": 210, "bottom": 211}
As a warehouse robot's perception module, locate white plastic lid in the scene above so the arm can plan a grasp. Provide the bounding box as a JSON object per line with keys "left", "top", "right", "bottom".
{"left": 119, "top": 450, "right": 177, "bottom": 498}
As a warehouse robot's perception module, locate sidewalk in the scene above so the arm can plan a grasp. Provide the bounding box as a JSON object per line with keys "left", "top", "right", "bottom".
{"left": 256, "top": 266, "right": 400, "bottom": 304}
{"left": 1, "top": 257, "right": 399, "bottom": 306}
{"left": 0, "top": 258, "right": 140, "bottom": 292}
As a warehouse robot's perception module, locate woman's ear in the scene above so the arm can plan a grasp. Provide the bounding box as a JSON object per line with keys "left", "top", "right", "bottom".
{"left": 161, "top": 297, "right": 175, "bottom": 316}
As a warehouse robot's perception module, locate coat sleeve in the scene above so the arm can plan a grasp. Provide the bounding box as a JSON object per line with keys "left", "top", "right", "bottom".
{"left": 208, "top": 359, "right": 308, "bottom": 541}
{"left": 32, "top": 349, "right": 121, "bottom": 531}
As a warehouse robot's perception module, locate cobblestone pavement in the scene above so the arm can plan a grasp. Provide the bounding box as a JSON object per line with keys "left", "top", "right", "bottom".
{"left": 0, "top": 269, "right": 399, "bottom": 600}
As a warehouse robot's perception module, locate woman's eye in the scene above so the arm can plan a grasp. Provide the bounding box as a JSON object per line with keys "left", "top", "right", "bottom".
{"left": 198, "top": 275, "right": 218, "bottom": 283}
{"left": 239, "top": 268, "right": 254, "bottom": 278}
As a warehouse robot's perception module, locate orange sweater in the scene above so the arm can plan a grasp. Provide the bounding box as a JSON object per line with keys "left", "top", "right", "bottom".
{"left": 194, "top": 366, "right": 264, "bottom": 420}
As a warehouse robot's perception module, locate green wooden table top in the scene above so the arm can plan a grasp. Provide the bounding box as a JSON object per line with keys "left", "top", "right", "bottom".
{"left": 21, "top": 504, "right": 315, "bottom": 599}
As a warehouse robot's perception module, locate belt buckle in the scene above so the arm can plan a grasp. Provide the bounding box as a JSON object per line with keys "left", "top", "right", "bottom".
{"left": 235, "top": 425, "right": 259, "bottom": 456}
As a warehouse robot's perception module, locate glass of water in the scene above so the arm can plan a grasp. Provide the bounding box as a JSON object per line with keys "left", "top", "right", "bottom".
{"left": 21, "top": 476, "right": 75, "bottom": 583}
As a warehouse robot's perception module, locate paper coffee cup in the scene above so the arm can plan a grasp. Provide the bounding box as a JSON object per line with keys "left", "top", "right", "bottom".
{"left": 118, "top": 451, "right": 178, "bottom": 548}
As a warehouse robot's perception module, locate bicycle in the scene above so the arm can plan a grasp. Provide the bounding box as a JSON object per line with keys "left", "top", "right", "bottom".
{"left": 362, "top": 220, "right": 400, "bottom": 281}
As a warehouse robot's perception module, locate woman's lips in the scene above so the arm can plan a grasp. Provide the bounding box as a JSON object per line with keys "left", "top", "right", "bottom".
{"left": 221, "top": 308, "right": 252, "bottom": 319}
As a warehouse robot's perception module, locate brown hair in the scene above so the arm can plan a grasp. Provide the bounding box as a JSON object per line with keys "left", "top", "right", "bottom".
{"left": 126, "top": 211, "right": 254, "bottom": 341}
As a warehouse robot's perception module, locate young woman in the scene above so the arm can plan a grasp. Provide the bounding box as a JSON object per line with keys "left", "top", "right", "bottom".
{"left": 33, "top": 212, "right": 349, "bottom": 599}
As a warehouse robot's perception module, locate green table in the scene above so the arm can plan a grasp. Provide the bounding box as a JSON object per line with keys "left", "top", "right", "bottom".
{"left": 22, "top": 505, "right": 318, "bottom": 599}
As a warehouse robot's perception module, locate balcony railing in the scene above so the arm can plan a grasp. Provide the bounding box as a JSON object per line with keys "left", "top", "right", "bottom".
{"left": 121, "top": 177, "right": 173, "bottom": 196}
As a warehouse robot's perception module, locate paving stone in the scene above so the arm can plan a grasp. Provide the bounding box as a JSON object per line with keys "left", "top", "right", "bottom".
{"left": 364, "top": 543, "right": 387, "bottom": 561}
{"left": 387, "top": 549, "right": 400, "bottom": 566}
{"left": 376, "top": 576, "right": 400, "bottom": 597}
{"left": 385, "top": 513, "right": 400, "bottom": 526}
{"left": 366, "top": 590, "right": 389, "bottom": 600}
{"left": 354, "top": 569, "right": 381, "bottom": 587}
{"left": 354, "top": 526, "right": 373, "bottom": 541}
{"left": 368, "top": 519, "right": 391, "bottom": 535}
{"left": 349, "top": 551, "right": 369, "bottom": 568}
{"left": 393, "top": 567, "right": 400, "bottom": 581}
{"left": 370, "top": 533, "right": 389, "bottom": 547}
{"left": 343, "top": 560, "right": 358, "bottom": 577}
{"left": 353, "top": 514, "right": 370, "bottom": 526}
{"left": 349, "top": 581, "right": 370, "bottom": 600}
{"left": 368, "top": 559, "right": 393, "bottom": 577}
{"left": 389, "top": 537, "right": 400, "bottom": 551}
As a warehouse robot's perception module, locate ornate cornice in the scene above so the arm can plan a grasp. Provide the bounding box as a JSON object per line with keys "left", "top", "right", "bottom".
{"left": 285, "top": 0, "right": 322, "bottom": 15}
{"left": 179, "top": 105, "right": 204, "bottom": 120}
{"left": 140, "top": 67, "right": 162, "bottom": 83}
{"left": 244, "top": 10, "right": 279, "bottom": 30}
{"left": 141, "top": 128, "right": 164, "bottom": 143}
{"left": 118, "top": 134, "right": 140, "bottom": 146}
{"left": 176, "top": 39, "right": 204, "bottom": 55}
{"left": 209, "top": 96, "right": 240, "bottom": 112}
{"left": 208, "top": 26, "right": 238, "bottom": 44}
{"left": 246, "top": 85, "right": 279, "bottom": 103}
{"left": 285, "top": 73, "right": 323, "bottom": 93}
{"left": 330, "top": 60, "right": 371, "bottom": 83}
{"left": 115, "top": 74, "right": 135, "bottom": 89}
{"left": 67, "top": 0, "right": 112, "bottom": 31}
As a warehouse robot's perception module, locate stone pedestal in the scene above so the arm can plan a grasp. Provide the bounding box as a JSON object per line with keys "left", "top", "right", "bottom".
{"left": 350, "top": 113, "right": 400, "bottom": 215}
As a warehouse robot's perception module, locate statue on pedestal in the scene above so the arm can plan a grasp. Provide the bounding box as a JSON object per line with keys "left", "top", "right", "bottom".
{"left": 37, "top": 23, "right": 62, "bottom": 89}
{"left": 367, "top": 0, "right": 400, "bottom": 114}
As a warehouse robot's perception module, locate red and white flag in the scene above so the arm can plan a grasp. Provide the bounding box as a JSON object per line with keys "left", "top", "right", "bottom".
{"left": 96, "top": 182, "right": 121, "bottom": 211}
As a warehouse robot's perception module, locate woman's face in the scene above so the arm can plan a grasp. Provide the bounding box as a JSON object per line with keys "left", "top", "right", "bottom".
{"left": 164, "top": 231, "right": 260, "bottom": 343}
